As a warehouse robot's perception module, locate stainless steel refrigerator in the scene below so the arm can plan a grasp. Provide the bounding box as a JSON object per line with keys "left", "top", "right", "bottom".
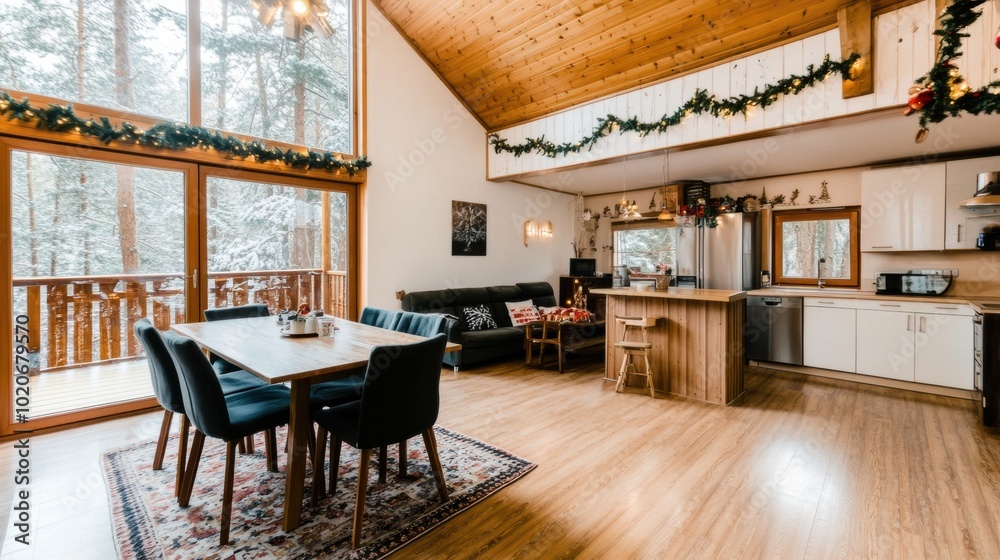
{"left": 674, "top": 212, "right": 761, "bottom": 290}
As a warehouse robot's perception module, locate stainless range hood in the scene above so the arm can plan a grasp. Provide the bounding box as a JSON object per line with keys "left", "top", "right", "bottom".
{"left": 961, "top": 172, "right": 1000, "bottom": 207}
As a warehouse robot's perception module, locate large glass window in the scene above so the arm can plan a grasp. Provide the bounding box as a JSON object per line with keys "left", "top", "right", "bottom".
{"left": 206, "top": 173, "right": 351, "bottom": 318}
{"left": 0, "top": 0, "right": 354, "bottom": 153}
{"left": 200, "top": 0, "right": 352, "bottom": 153}
{"left": 0, "top": 0, "right": 189, "bottom": 123}
{"left": 8, "top": 144, "right": 190, "bottom": 420}
{"left": 773, "top": 208, "right": 860, "bottom": 287}
{"left": 613, "top": 224, "right": 678, "bottom": 274}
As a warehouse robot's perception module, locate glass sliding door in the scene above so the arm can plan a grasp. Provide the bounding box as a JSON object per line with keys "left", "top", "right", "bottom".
{"left": 203, "top": 169, "right": 354, "bottom": 319}
{"left": 2, "top": 140, "right": 196, "bottom": 431}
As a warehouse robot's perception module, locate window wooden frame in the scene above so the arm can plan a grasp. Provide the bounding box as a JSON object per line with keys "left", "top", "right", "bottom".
{"left": 772, "top": 207, "right": 860, "bottom": 287}
{"left": 198, "top": 166, "right": 359, "bottom": 323}
{"left": 0, "top": 137, "right": 198, "bottom": 436}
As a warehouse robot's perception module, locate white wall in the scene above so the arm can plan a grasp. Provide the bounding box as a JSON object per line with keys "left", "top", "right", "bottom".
{"left": 364, "top": 2, "right": 575, "bottom": 309}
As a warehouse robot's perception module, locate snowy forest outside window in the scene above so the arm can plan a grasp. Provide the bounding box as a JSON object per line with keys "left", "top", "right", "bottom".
{"left": 0, "top": 0, "right": 354, "bottom": 154}
{"left": 773, "top": 208, "right": 860, "bottom": 287}
{"left": 206, "top": 173, "right": 351, "bottom": 319}
{"left": 7, "top": 145, "right": 192, "bottom": 418}
{"left": 613, "top": 223, "right": 678, "bottom": 274}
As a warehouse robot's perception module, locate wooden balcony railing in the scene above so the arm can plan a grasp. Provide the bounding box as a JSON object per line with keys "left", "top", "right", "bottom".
{"left": 12, "top": 269, "right": 349, "bottom": 373}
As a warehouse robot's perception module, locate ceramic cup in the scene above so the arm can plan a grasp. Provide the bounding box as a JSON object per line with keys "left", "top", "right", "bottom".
{"left": 304, "top": 317, "right": 318, "bottom": 334}
{"left": 284, "top": 320, "right": 305, "bottom": 335}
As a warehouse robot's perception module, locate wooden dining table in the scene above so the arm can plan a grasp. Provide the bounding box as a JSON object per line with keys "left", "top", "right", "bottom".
{"left": 171, "top": 315, "right": 461, "bottom": 531}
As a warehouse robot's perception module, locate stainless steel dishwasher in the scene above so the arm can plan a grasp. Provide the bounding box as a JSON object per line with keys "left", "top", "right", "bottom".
{"left": 746, "top": 296, "right": 803, "bottom": 365}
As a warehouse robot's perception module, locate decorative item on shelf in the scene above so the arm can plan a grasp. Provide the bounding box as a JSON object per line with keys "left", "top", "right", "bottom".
{"left": 736, "top": 194, "right": 760, "bottom": 212}
{"left": 682, "top": 183, "right": 711, "bottom": 207}
{"left": 0, "top": 91, "right": 370, "bottom": 174}
{"left": 903, "top": 0, "right": 1000, "bottom": 143}
{"left": 771, "top": 194, "right": 786, "bottom": 206}
{"left": 790, "top": 189, "right": 800, "bottom": 206}
{"left": 487, "top": 54, "right": 861, "bottom": 158}
{"left": 251, "top": 0, "right": 334, "bottom": 42}
{"left": 759, "top": 186, "right": 769, "bottom": 206}
{"left": 676, "top": 195, "right": 736, "bottom": 228}
{"left": 808, "top": 181, "right": 832, "bottom": 205}
{"left": 523, "top": 219, "right": 553, "bottom": 246}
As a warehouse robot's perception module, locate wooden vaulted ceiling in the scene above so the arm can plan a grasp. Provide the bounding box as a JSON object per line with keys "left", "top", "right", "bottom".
{"left": 373, "top": 0, "right": 919, "bottom": 131}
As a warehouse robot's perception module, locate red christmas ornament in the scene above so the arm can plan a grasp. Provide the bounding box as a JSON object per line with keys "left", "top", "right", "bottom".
{"left": 995, "top": 27, "right": 1000, "bottom": 49}
{"left": 908, "top": 88, "right": 934, "bottom": 111}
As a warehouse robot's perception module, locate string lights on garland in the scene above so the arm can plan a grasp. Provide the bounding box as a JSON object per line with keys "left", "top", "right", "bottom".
{"left": 0, "top": 91, "right": 371, "bottom": 174}
{"left": 905, "top": 0, "right": 1000, "bottom": 142}
{"left": 489, "top": 53, "right": 860, "bottom": 158}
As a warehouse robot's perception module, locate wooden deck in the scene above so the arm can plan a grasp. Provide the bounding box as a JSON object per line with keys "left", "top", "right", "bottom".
{"left": 24, "top": 359, "right": 153, "bottom": 419}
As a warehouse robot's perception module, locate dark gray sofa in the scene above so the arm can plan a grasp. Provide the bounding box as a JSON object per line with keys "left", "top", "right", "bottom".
{"left": 401, "top": 282, "right": 557, "bottom": 371}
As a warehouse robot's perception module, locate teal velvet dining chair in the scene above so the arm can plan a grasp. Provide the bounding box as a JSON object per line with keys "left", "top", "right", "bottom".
{"left": 309, "top": 306, "right": 408, "bottom": 421}
{"left": 311, "top": 334, "right": 449, "bottom": 549}
{"left": 359, "top": 307, "right": 401, "bottom": 329}
{"left": 134, "top": 319, "right": 268, "bottom": 498}
{"left": 163, "top": 332, "right": 291, "bottom": 546}
{"left": 203, "top": 304, "right": 271, "bottom": 374}
{"left": 393, "top": 312, "right": 446, "bottom": 337}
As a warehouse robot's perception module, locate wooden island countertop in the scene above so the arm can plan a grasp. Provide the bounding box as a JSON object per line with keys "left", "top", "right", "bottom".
{"left": 589, "top": 287, "right": 746, "bottom": 302}
{"left": 592, "top": 287, "right": 746, "bottom": 405}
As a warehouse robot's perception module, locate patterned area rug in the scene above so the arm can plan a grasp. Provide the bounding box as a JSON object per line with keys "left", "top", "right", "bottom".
{"left": 103, "top": 426, "right": 535, "bottom": 559}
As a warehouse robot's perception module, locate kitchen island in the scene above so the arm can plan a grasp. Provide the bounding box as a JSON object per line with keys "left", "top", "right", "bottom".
{"left": 590, "top": 287, "right": 747, "bottom": 405}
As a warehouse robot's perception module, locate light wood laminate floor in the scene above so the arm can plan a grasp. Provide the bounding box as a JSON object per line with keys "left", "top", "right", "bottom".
{"left": 1, "top": 360, "right": 999, "bottom": 559}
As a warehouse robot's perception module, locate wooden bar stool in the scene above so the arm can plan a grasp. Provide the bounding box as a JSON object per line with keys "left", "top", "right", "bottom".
{"left": 613, "top": 315, "right": 658, "bottom": 397}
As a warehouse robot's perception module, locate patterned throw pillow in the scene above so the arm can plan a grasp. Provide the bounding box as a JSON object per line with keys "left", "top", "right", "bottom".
{"left": 462, "top": 304, "right": 497, "bottom": 331}
{"left": 505, "top": 299, "right": 541, "bottom": 325}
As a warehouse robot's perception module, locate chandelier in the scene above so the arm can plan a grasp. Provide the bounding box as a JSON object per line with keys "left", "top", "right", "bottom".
{"left": 251, "top": 0, "right": 334, "bottom": 41}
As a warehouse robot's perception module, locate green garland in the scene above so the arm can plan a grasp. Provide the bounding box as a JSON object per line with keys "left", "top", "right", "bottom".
{"left": 907, "top": 0, "right": 1000, "bottom": 138}
{"left": 489, "top": 53, "right": 860, "bottom": 158}
{"left": 0, "top": 91, "right": 371, "bottom": 174}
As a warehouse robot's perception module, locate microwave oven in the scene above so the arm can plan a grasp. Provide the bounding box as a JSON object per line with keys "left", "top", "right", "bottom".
{"left": 875, "top": 272, "right": 952, "bottom": 296}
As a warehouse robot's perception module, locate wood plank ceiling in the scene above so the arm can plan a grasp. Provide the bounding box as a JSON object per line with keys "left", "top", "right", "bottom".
{"left": 373, "top": 0, "right": 919, "bottom": 131}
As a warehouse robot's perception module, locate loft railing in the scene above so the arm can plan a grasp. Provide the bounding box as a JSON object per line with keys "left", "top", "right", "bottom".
{"left": 12, "top": 269, "right": 349, "bottom": 373}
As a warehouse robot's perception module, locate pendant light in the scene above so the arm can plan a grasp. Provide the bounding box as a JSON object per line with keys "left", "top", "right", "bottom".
{"left": 658, "top": 150, "right": 674, "bottom": 221}
{"left": 620, "top": 156, "right": 642, "bottom": 221}
{"left": 251, "top": 0, "right": 334, "bottom": 42}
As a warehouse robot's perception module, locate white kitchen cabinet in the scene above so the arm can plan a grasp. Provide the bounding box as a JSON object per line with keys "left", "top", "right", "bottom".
{"left": 861, "top": 163, "right": 946, "bottom": 251}
{"left": 804, "top": 298, "right": 856, "bottom": 372}
{"left": 913, "top": 312, "right": 974, "bottom": 389}
{"left": 854, "top": 301, "right": 974, "bottom": 388}
{"left": 944, "top": 156, "right": 1000, "bottom": 249}
{"left": 856, "top": 308, "right": 915, "bottom": 381}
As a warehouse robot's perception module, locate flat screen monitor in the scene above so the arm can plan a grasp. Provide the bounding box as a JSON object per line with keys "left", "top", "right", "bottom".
{"left": 569, "top": 258, "right": 596, "bottom": 277}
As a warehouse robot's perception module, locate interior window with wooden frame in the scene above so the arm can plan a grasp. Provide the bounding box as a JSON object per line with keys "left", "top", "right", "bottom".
{"left": 772, "top": 207, "right": 860, "bottom": 287}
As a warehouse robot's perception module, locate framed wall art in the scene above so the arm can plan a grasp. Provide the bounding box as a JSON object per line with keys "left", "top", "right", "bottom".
{"left": 452, "top": 200, "right": 487, "bottom": 256}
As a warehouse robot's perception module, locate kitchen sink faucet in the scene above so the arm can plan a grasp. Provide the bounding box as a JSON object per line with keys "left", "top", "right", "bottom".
{"left": 817, "top": 256, "right": 827, "bottom": 288}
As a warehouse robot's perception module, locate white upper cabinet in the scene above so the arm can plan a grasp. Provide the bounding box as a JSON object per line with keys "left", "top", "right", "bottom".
{"left": 860, "top": 163, "right": 946, "bottom": 252}
{"left": 944, "top": 156, "right": 1000, "bottom": 249}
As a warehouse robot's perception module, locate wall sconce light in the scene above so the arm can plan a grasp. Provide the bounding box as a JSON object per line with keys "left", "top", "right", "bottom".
{"left": 524, "top": 220, "right": 553, "bottom": 246}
